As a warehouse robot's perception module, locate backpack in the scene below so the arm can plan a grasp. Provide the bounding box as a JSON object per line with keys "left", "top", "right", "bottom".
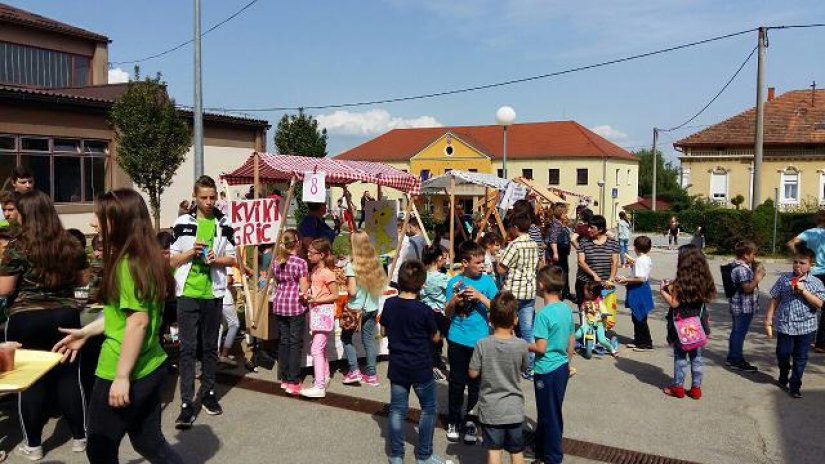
{"left": 720, "top": 262, "right": 745, "bottom": 299}
{"left": 673, "top": 304, "right": 708, "bottom": 351}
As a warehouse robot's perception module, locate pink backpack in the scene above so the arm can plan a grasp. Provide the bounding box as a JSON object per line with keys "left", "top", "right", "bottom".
{"left": 673, "top": 305, "right": 708, "bottom": 350}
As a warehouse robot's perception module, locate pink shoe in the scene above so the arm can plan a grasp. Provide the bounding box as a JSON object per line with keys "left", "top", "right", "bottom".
{"left": 363, "top": 374, "right": 380, "bottom": 387}
{"left": 280, "top": 382, "right": 289, "bottom": 390}
{"left": 285, "top": 384, "right": 301, "bottom": 396}
{"left": 342, "top": 371, "right": 362, "bottom": 385}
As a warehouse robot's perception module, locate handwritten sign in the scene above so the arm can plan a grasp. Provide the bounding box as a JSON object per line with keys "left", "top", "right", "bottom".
{"left": 302, "top": 170, "right": 326, "bottom": 203}
{"left": 229, "top": 198, "right": 282, "bottom": 246}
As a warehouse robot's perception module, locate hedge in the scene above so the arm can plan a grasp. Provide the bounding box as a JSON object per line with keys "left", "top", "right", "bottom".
{"left": 631, "top": 206, "right": 816, "bottom": 254}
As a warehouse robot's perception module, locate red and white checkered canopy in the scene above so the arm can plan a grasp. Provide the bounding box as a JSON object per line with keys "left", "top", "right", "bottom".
{"left": 221, "top": 152, "right": 421, "bottom": 195}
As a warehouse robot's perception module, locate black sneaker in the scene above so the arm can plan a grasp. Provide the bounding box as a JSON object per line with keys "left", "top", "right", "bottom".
{"left": 462, "top": 421, "right": 478, "bottom": 445}
{"left": 201, "top": 391, "right": 223, "bottom": 415}
{"left": 790, "top": 390, "right": 803, "bottom": 399}
{"left": 175, "top": 403, "right": 195, "bottom": 429}
{"left": 737, "top": 361, "right": 758, "bottom": 372}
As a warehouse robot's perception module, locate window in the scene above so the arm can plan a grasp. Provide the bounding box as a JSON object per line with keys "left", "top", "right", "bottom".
{"left": 615, "top": 168, "right": 620, "bottom": 185}
{"left": 548, "top": 169, "right": 560, "bottom": 185}
{"left": 420, "top": 169, "right": 431, "bottom": 181}
{"left": 819, "top": 171, "right": 825, "bottom": 206}
{"left": 444, "top": 145, "right": 455, "bottom": 156}
{"left": 780, "top": 168, "right": 800, "bottom": 204}
{"left": 681, "top": 168, "right": 691, "bottom": 189}
{"left": 0, "top": 135, "right": 108, "bottom": 203}
{"left": 627, "top": 169, "right": 632, "bottom": 186}
{"left": 0, "top": 41, "right": 91, "bottom": 87}
{"left": 444, "top": 169, "right": 452, "bottom": 174}
{"left": 468, "top": 168, "right": 478, "bottom": 173}
{"left": 710, "top": 168, "right": 728, "bottom": 201}
{"left": 576, "top": 169, "right": 588, "bottom": 185}
{"left": 522, "top": 169, "right": 533, "bottom": 180}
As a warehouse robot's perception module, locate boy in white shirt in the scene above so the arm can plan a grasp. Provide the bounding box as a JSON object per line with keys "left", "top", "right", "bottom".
{"left": 617, "top": 236, "right": 655, "bottom": 351}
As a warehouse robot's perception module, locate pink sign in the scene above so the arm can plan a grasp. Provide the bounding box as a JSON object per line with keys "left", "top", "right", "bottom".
{"left": 229, "top": 198, "right": 282, "bottom": 246}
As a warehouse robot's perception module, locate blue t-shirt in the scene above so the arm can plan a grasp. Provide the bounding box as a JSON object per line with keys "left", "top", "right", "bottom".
{"left": 533, "top": 301, "right": 575, "bottom": 375}
{"left": 798, "top": 228, "right": 825, "bottom": 276}
{"left": 298, "top": 215, "right": 336, "bottom": 243}
{"left": 344, "top": 262, "right": 381, "bottom": 313}
{"left": 446, "top": 273, "right": 499, "bottom": 348}
{"left": 421, "top": 271, "right": 449, "bottom": 313}
{"left": 381, "top": 296, "right": 437, "bottom": 385}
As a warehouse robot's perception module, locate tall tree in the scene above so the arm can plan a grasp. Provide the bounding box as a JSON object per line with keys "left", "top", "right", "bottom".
{"left": 635, "top": 149, "right": 684, "bottom": 197}
{"left": 274, "top": 109, "right": 328, "bottom": 222}
{"left": 110, "top": 70, "right": 192, "bottom": 229}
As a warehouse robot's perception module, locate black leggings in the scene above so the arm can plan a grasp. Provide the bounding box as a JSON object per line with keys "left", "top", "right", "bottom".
{"left": 87, "top": 366, "right": 183, "bottom": 464}
{"left": 5, "top": 307, "right": 86, "bottom": 447}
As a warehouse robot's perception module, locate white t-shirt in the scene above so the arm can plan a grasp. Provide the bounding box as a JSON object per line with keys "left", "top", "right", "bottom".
{"left": 391, "top": 235, "right": 411, "bottom": 284}
{"left": 633, "top": 254, "right": 652, "bottom": 282}
{"left": 223, "top": 267, "right": 235, "bottom": 305}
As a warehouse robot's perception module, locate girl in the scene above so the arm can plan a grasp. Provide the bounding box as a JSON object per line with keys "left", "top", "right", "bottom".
{"left": 218, "top": 267, "right": 240, "bottom": 367}
{"left": 420, "top": 243, "right": 450, "bottom": 379}
{"left": 0, "top": 191, "right": 88, "bottom": 461}
{"left": 660, "top": 244, "right": 715, "bottom": 400}
{"left": 617, "top": 236, "right": 655, "bottom": 351}
{"left": 52, "top": 188, "right": 183, "bottom": 463}
{"left": 301, "top": 238, "right": 338, "bottom": 398}
{"left": 273, "top": 229, "right": 309, "bottom": 396}
{"left": 341, "top": 231, "right": 387, "bottom": 386}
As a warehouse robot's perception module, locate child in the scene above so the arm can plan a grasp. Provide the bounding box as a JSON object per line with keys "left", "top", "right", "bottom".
{"left": 469, "top": 291, "right": 529, "bottom": 464}
{"left": 445, "top": 241, "right": 499, "bottom": 444}
{"left": 661, "top": 245, "right": 715, "bottom": 399}
{"left": 301, "top": 238, "right": 338, "bottom": 398}
{"left": 10, "top": 165, "right": 34, "bottom": 193}
{"left": 218, "top": 268, "right": 240, "bottom": 367}
{"left": 380, "top": 261, "right": 449, "bottom": 464}
{"left": 272, "top": 229, "right": 309, "bottom": 395}
{"left": 617, "top": 211, "right": 631, "bottom": 266}
{"left": 528, "top": 265, "right": 575, "bottom": 464}
{"left": 764, "top": 249, "right": 825, "bottom": 398}
{"left": 481, "top": 231, "right": 502, "bottom": 277}
{"left": 576, "top": 281, "right": 619, "bottom": 357}
{"left": 726, "top": 240, "right": 765, "bottom": 372}
{"left": 342, "top": 231, "right": 386, "bottom": 386}
{"left": 420, "top": 243, "right": 450, "bottom": 379}
{"left": 498, "top": 212, "right": 540, "bottom": 378}
{"left": 0, "top": 191, "right": 18, "bottom": 227}
{"left": 617, "top": 236, "right": 654, "bottom": 351}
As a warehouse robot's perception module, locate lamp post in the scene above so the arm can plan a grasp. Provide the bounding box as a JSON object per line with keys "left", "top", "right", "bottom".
{"left": 496, "top": 106, "right": 516, "bottom": 179}
{"left": 597, "top": 179, "right": 606, "bottom": 216}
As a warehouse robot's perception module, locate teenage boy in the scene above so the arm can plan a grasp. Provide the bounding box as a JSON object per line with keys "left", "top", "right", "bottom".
{"left": 0, "top": 191, "right": 18, "bottom": 227}
{"left": 170, "top": 175, "right": 236, "bottom": 428}
{"left": 469, "top": 291, "right": 529, "bottom": 464}
{"left": 727, "top": 240, "right": 765, "bottom": 372}
{"left": 381, "top": 261, "right": 450, "bottom": 464}
{"left": 764, "top": 249, "right": 825, "bottom": 398}
{"left": 529, "top": 265, "right": 575, "bottom": 464}
{"left": 10, "top": 166, "right": 34, "bottom": 193}
{"left": 445, "top": 241, "right": 499, "bottom": 444}
{"left": 497, "top": 212, "right": 540, "bottom": 379}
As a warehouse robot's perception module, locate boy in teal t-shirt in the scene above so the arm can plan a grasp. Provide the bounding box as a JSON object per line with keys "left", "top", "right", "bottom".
{"left": 529, "top": 265, "right": 575, "bottom": 464}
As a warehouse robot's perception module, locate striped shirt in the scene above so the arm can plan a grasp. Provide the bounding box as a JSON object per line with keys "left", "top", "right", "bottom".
{"left": 528, "top": 224, "right": 545, "bottom": 252}
{"left": 500, "top": 234, "right": 539, "bottom": 300}
{"left": 729, "top": 260, "right": 758, "bottom": 315}
{"left": 769, "top": 272, "right": 825, "bottom": 336}
{"left": 272, "top": 255, "right": 308, "bottom": 317}
{"left": 576, "top": 237, "right": 619, "bottom": 282}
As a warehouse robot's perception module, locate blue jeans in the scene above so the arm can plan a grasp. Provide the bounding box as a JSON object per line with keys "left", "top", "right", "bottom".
{"left": 341, "top": 311, "right": 378, "bottom": 376}
{"left": 727, "top": 312, "right": 754, "bottom": 364}
{"left": 776, "top": 332, "right": 814, "bottom": 392}
{"left": 673, "top": 346, "right": 703, "bottom": 387}
{"left": 533, "top": 364, "right": 569, "bottom": 464}
{"left": 388, "top": 379, "right": 437, "bottom": 462}
{"left": 515, "top": 299, "right": 535, "bottom": 371}
{"left": 618, "top": 239, "right": 629, "bottom": 265}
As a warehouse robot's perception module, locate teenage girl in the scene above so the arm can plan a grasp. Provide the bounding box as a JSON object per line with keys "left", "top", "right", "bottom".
{"left": 301, "top": 238, "right": 338, "bottom": 398}
{"left": 272, "top": 229, "right": 309, "bottom": 396}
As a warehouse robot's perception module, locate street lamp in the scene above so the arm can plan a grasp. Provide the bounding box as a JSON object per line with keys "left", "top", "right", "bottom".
{"left": 496, "top": 106, "right": 516, "bottom": 179}
{"left": 597, "top": 179, "right": 606, "bottom": 215}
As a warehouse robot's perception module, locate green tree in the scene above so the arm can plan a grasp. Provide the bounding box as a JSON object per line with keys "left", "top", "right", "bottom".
{"left": 274, "top": 109, "right": 328, "bottom": 222}
{"left": 635, "top": 149, "right": 683, "bottom": 197}
{"left": 110, "top": 69, "right": 192, "bottom": 229}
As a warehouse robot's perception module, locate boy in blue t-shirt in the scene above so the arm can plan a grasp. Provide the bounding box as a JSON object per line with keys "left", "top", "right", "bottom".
{"left": 445, "top": 241, "right": 499, "bottom": 445}
{"left": 529, "top": 265, "right": 575, "bottom": 464}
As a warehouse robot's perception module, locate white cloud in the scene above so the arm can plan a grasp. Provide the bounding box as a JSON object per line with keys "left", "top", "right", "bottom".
{"left": 316, "top": 109, "right": 443, "bottom": 136}
{"left": 589, "top": 125, "right": 628, "bottom": 142}
{"left": 108, "top": 68, "right": 130, "bottom": 84}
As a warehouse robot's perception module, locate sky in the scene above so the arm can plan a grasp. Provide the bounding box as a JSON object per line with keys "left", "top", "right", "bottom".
{"left": 11, "top": 0, "right": 825, "bottom": 161}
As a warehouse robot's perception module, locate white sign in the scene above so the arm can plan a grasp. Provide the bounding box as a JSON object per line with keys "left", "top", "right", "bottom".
{"left": 302, "top": 171, "right": 327, "bottom": 203}
{"left": 498, "top": 182, "right": 528, "bottom": 210}
{"left": 229, "top": 198, "right": 283, "bottom": 246}
{"left": 364, "top": 200, "right": 398, "bottom": 255}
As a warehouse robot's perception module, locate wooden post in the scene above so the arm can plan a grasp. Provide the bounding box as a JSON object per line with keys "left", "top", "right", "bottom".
{"left": 251, "top": 152, "right": 260, "bottom": 331}
{"left": 449, "top": 176, "right": 456, "bottom": 265}
{"left": 492, "top": 191, "right": 507, "bottom": 238}
{"left": 342, "top": 186, "right": 357, "bottom": 231}
{"left": 409, "top": 197, "right": 430, "bottom": 245}
{"left": 388, "top": 198, "right": 414, "bottom": 282}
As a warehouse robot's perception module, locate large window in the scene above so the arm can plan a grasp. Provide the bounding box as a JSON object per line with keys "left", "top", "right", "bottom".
{"left": 548, "top": 169, "right": 560, "bottom": 185}
{"left": 0, "top": 135, "right": 107, "bottom": 203}
{"left": 522, "top": 169, "right": 533, "bottom": 180}
{"left": 780, "top": 168, "right": 800, "bottom": 205}
{"left": 576, "top": 168, "right": 588, "bottom": 185}
{"left": 710, "top": 168, "right": 728, "bottom": 202}
{"left": 0, "top": 41, "right": 91, "bottom": 87}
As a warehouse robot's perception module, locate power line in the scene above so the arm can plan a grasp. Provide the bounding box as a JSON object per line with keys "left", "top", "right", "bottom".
{"left": 205, "top": 27, "right": 758, "bottom": 112}
{"left": 110, "top": 0, "right": 260, "bottom": 66}
{"left": 767, "top": 23, "right": 825, "bottom": 30}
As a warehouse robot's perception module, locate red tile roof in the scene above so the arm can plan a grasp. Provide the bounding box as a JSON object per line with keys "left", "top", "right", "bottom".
{"left": 624, "top": 197, "right": 671, "bottom": 211}
{"left": 675, "top": 89, "right": 825, "bottom": 148}
{"left": 0, "top": 2, "right": 109, "bottom": 43}
{"left": 335, "top": 121, "right": 635, "bottom": 161}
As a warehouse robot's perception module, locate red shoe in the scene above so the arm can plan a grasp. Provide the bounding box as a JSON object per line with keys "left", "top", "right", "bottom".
{"left": 687, "top": 386, "right": 702, "bottom": 400}
{"left": 663, "top": 385, "right": 685, "bottom": 398}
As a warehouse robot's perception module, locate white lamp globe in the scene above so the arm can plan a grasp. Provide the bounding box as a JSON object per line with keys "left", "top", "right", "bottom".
{"left": 496, "top": 106, "right": 516, "bottom": 126}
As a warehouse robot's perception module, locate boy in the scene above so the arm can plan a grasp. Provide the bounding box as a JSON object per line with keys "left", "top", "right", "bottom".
{"left": 727, "top": 240, "right": 765, "bottom": 372}
{"left": 469, "top": 291, "right": 529, "bottom": 464}
{"left": 529, "top": 265, "right": 575, "bottom": 464}
{"left": 10, "top": 166, "right": 34, "bottom": 193}
{"left": 481, "top": 232, "right": 502, "bottom": 278}
{"left": 617, "top": 236, "right": 654, "bottom": 351}
{"left": 381, "top": 261, "right": 450, "bottom": 464}
{"left": 0, "top": 191, "right": 18, "bottom": 227}
{"left": 170, "top": 175, "right": 236, "bottom": 428}
{"left": 498, "top": 212, "right": 540, "bottom": 379}
{"left": 445, "top": 241, "right": 499, "bottom": 444}
{"left": 787, "top": 210, "right": 825, "bottom": 352}
{"left": 764, "top": 249, "right": 825, "bottom": 398}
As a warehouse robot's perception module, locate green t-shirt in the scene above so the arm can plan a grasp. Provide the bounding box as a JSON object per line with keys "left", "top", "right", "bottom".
{"left": 96, "top": 258, "right": 167, "bottom": 381}
{"left": 0, "top": 219, "right": 8, "bottom": 228}
{"left": 533, "top": 301, "right": 575, "bottom": 375}
{"left": 183, "top": 218, "right": 216, "bottom": 299}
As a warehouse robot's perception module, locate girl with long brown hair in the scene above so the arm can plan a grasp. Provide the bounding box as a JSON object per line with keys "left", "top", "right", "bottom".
{"left": 52, "top": 189, "right": 183, "bottom": 463}
{"left": 0, "top": 190, "right": 88, "bottom": 460}
{"left": 272, "top": 229, "right": 309, "bottom": 395}
{"left": 301, "top": 238, "right": 338, "bottom": 398}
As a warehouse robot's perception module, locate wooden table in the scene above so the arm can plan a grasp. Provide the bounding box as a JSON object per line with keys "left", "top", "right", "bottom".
{"left": 0, "top": 350, "right": 63, "bottom": 393}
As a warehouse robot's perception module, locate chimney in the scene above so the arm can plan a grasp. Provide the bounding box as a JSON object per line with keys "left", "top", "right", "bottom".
{"left": 767, "top": 87, "right": 775, "bottom": 102}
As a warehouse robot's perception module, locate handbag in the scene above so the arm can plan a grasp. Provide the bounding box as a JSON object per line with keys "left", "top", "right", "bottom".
{"left": 673, "top": 305, "right": 708, "bottom": 350}
{"left": 309, "top": 303, "right": 335, "bottom": 332}
{"left": 340, "top": 306, "right": 363, "bottom": 331}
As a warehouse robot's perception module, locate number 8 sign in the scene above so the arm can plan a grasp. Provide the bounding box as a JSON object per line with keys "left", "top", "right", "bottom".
{"left": 302, "top": 170, "right": 326, "bottom": 203}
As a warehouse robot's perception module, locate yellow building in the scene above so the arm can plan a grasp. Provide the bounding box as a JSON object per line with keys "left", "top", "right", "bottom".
{"left": 675, "top": 88, "right": 825, "bottom": 210}
{"left": 334, "top": 121, "right": 638, "bottom": 225}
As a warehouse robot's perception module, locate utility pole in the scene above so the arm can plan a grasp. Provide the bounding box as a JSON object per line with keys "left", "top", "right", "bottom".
{"left": 193, "top": 0, "right": 204, "bottom": 179}
{"left": 752, "top": 26, "right": 767, "bottom": 209}
{"left": 651, "top": 127, "right": 659, "bottom": 211}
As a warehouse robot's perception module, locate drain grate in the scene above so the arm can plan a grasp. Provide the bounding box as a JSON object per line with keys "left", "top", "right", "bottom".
{"left": 217, "top": 373, "right": 701, "bottom": 464}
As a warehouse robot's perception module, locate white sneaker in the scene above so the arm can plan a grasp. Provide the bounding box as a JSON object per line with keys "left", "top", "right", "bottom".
{"left": 71, "top": 438, "right": 87, "bottom": 452}
{"left": 445, "top": 423, "right": 460, "bottom": 441}
{"left": 218, "top": 355, "right": 238, "bottom": 367}
{"left": 300, "top": 386, "right": 326, "bottom": 398}
{"left": 16, "top": 445, "right": 43, "bottom": 461}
